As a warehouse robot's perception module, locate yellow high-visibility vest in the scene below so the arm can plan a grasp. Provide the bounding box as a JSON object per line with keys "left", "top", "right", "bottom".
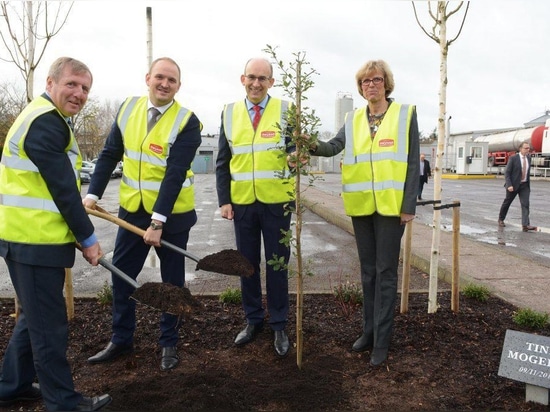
{"left": 223, "top": 98, "right": 294, "bottom": 205}
{"left": 0, "top": 96, "right": 81, "bottom": 244}
{"left": 341, "top": 103, "right": 414, "bottom": 216}
{"left": 117, "top": 96, "right": 195, "bottom": 213}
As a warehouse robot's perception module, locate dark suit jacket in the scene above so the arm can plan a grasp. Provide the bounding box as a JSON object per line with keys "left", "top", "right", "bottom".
{"left": 0, "top": 93, "right": 95, "bottom": 268}
{"left": 504, "top": 153, "right": 531, "bottom": 191}
{"left": 88, "top": 99, "right": 202, "bottom": 233}
{"left": 420, "top": 159, "right": 431, "bottom": 184}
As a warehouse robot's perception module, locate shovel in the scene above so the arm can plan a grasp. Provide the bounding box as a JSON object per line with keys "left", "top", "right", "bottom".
{"left": 85, "top": 205, "right": 253, "bottom": 277}
{"left": 75, "top": 244, "right": 199, "bottom": 315}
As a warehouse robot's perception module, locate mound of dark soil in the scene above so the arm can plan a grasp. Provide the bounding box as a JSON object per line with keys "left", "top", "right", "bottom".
{"left": 0, "top": 291, "right": 549, "bottom": 411}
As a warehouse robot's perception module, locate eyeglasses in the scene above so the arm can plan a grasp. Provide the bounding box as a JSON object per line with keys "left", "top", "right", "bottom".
{"left": 360, "top": 77, "right": 384, "bottom": 86}
{"left": 245, "top": 75, "right": 271, "bottom": 83}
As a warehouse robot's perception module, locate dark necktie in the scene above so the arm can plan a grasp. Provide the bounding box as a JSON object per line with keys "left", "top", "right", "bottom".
{"left": 252, "top": 105, "right": 261, "bottom": 130}
{"left": 148, "top": 107, "right": 161, "bottom": 133}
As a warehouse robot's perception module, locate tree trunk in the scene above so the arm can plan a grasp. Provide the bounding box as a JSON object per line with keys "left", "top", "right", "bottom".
{"left": 428, "top": 2, "right": 448, "bottom": 313}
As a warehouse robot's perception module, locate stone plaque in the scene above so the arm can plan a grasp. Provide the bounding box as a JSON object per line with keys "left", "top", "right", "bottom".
{"left": 498, "top": 329, "right": 550, "bottom": 389}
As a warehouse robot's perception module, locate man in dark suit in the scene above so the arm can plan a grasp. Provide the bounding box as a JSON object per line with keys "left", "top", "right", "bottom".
{"left": 0, "top": 57, "right": 111, "bottom": 411}
{"left": 84, "top": 57, "right": 202, "bottom": 371}
{"left": 216, "top": 57, "right": 294, "bottom": 357}
{"left": 418, "top": 153, "right": 431, "bottom": 200}
{"left": 498, "top": 141, "right": 536, "bottom": 232}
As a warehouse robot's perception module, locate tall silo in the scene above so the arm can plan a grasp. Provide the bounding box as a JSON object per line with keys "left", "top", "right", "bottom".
{"left": 323, "top": 92, "right": 353, "bottom": 173}
{"left": 334, "top": 92, "right": 354, "bottom": 133}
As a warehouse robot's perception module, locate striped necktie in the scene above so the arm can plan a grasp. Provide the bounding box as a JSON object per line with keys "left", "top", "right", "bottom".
{"left": 148, "top": 107, "right": 161, "bottom": 133}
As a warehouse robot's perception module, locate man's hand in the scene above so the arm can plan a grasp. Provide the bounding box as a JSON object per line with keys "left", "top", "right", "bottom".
{"left": 82, "top": 197, "right": 97, "bottom": 210}
{"left": 82, "top": 242, "right": 102, "bottom": 266}
{"left": 287, "top": 151, "right": 310, "bottom": 168}
{"left": 144, "top": 226, "right": 162, "bottom": 247}
{"left": 220, "top": 204, "right": 234, "bottom": 220}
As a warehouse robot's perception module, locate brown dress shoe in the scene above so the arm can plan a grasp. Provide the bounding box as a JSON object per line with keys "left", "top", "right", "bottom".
{"left": 522, "top": 225, "right": 537, "bottom": 232}
{"left": 498, "top": 220, "right": 505, "bottom": 227}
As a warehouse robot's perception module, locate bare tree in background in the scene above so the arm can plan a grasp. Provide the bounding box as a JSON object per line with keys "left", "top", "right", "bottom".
{"left": 73, "top": 98, "right": 121, "bottom": 160}
{"left": 0, "top": 82, "right": 26, "bottom": 149}
{"left": 412, "top": 1, "right": 469, "bottom": 313}
{"left": 0, "top": 1, "right": 73, "bottom": 103}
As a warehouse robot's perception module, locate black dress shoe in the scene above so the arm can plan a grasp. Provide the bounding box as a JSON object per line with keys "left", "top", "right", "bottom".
{"left": 234, "top": 323, "right": 263, "bottom": 346}
{"left": 370, "top": 347, "right": 389, "bottom": 366}
{"left": 75, "top": 394, "right": 112, "bottom": 411}
{"left": 160, "top": 346, "right": 179, "bottom": 371}
{"left": 274, "top": 330, "right": 290, "bottom": 357}
{"left": 351, "top": 334, "right": 373, "bottom": 352}
{"left": 0, "top": 383, "right": 41, "bottom": 406}
{"left": 88, "top": 342, "right": 133, "bottom": 364}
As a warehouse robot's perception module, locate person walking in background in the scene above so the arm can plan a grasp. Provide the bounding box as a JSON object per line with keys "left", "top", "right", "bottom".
{"left": 308, "top": 59, "right": 419, "bottom": 366}
{"left": 84, "top": 57, "right": 202, "bottom": 371}
{"left": 498, "top": 141, "right": 536, "bottom": 232}
{"left": 418, "top": 153, "right": 431, "bottom": 200}
{"left": 216, "top": 57, "right": 294, "bottom": 357}
{"left": 0, "top": 57, "right": 111, "bottom": 411}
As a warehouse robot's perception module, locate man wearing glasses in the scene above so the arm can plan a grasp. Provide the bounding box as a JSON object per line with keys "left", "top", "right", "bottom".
{"left": 216, "top": 57, "right": 294, "bottom": 358}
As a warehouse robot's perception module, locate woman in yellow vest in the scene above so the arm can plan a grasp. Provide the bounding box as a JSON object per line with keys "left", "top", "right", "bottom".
{"left": 310, "top": 60, "right": 420, "bottom": 366}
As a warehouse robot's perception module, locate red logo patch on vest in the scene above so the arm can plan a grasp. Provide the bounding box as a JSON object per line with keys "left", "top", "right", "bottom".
{"left": 261, "top": 131, "right": 276, "bottom": 138}
{"left": 379, "top": 139, "right": 395, "bottom": 147}
{"left": 149, "top": 143, "right": 163, "bottom": 154}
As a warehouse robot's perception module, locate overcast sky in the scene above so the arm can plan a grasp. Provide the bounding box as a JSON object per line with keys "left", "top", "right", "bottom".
{"left": 1, "top": 0, "right": 549, "bottom": 137}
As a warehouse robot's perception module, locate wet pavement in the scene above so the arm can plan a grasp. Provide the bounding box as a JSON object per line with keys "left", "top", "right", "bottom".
{"left": 303, "top": 173, "right": 550, "bottom": 314}
{"left": 1, "top": 173, "right": 549, "bottom": 316}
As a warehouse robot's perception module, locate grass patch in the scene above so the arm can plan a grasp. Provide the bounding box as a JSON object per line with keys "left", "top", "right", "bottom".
{"left": 462, "top": 283, "right": 490, "bottom": 302}
{"left": 512, "top": 308, "right": 549, "bottom": 329}
{"left": 219, "top": 287, "right": 242, "bottom": 304}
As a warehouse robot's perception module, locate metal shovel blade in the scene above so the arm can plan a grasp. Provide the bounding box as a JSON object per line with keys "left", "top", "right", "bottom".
{"left": 86, "top": 206, "right": 253, "bottom": 277}
{"left": 75, "top": 244, "right": 197, "bottom": 315}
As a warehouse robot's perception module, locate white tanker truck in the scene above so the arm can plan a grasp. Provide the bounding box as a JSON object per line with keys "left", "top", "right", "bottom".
{"left": 472, "top": 119, "right": 550, "bottom": 167}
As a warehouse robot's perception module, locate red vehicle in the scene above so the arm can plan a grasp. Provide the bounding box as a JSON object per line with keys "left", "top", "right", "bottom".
{"left": 473, "top": 122, "right": 550, "bottom": 167}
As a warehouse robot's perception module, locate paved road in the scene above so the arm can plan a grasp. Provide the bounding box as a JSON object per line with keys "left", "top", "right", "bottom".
{"left": 314, "top": 173, "right": 550, "bottom": 266}
{"left": 0, "top": 175, "right": 360, "bottom": 297}
{"left": 0, "top": 173, "right": 548, "bottom": 298}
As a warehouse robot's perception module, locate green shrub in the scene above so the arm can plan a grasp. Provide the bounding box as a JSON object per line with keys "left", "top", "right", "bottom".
{"left": 97, "top": 281, "right": 113, "bottom": 306}
{"left": 513, "top": 308, "right": 549, "bottom": 329}
{"left": 462, "top": 283, "right": 490, "bottom": 302}
{"left": 333, "top": 282, "right": 363, "bottom": 305}
{"left": 219, "top": 287, "right": 242, "bottom": 304}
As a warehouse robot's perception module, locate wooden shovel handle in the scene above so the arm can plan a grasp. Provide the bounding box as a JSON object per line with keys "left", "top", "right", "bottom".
{"left": 85, "top": 205, "right": 201, "bottom": 263}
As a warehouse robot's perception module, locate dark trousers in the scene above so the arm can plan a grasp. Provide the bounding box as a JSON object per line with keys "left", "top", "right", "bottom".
{"left": 110, "top": 213, "right": 189, "bottom": 348}
{"left": 233, "top": 202, "right": 291, "bottom": 331}
{"left": 418, "top": 178, "right": 427, "bottom": 199}
{"left": 498, "top": 182, "right": 530, "bottom": 226}
{"left": 352, "top": 213, "right": 405, "bottom": 349}
{"left": 0, "top": 259, "right": 82, "bottom": 411}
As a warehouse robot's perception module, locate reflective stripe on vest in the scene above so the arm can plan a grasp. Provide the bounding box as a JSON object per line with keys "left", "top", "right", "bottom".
{"left": 341, "top": 103, "right": 412, "bottom": 216}
{"left": 223, "top": 99, "right": 294, "bottom": 204}
{"left": 116, "top": 96, "right": 195, "bottom": 213}
{"left": 0, "top": 96, "right": 80, "bottom": 244}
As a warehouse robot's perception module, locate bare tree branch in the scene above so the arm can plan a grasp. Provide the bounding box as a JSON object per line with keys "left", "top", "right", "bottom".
{"left": 448, "top": 2, "right": 470, "bottom": 45}
{"left": 0, "top": 1, "right": 73, "bottom": 101}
